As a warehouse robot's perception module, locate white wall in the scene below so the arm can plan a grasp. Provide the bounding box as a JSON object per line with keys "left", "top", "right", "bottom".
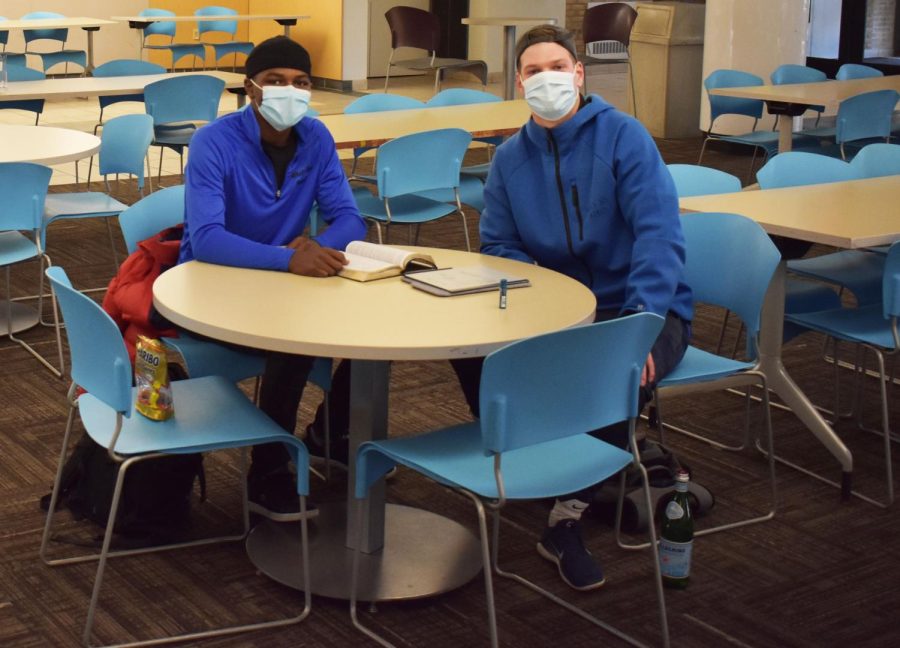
{"left": 467, "top": 0, "right": 567, "bottom": 75}
{"left": 701, "top": 0, "right": 811, "bottom": 133}
{"left": 2, "top": 1, "right": 147, "bottom": 67}
{"left": 343, "top": 0, "right": 368, "bottom": 85}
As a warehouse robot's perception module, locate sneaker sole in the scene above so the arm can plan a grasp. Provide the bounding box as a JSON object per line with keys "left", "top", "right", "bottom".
{"left": 248, "top": 502, "right": 319, "bottom": 523}
{"left": 536, "top": 542, "right": 607, "bottom": 592}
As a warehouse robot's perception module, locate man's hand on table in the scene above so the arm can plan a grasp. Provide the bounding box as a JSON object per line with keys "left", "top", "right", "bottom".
{"left": 287, "top": 237, "right": 347, "bottom": 277}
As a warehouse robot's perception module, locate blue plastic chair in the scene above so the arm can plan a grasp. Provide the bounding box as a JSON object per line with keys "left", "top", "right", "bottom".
{"left": 354, "top": 127, "right": 474, "bottom": 251}
{"left": 850, "top": 142, "right": 900, "bottom": 179}
{"left": 195, "top": 6, "right": 254, "bottom": 71}
{"left": 350, "top": 312, "right": 670, "bottom": 648}
{"left": 41, "top": 265, "right": 312, "bottom": 646}
{"left": 785, "top": 241, "right": 900, "bottom": 507}
{"left": 699, "top": 70, "right": 782, "bottom": 180}
{"left": 140, "top": 8, "right": 207, "bottom": 71}
{"left": 0, "top": 163, "right": 63, "bottom": 376}
{"left": 666, "top": 163, "right": 741, "bottom": 197}
{"left": 21, "top": 11, "right": 86, "bottom": 75}
{"left": 834, "top": 90, "right": 899, "bottom": 159}
{"left": 836, "top": 63, "right": 884, "bottom": 80}
{"left": 40, "top": 114, "right": 154, "bottom": 299}
{"left": 1, "top": 64, "right": 45, "bottom": 124}
{"left": 758, "top": 152, "right": 884, "bottom": 306}
{"left": 770, "top": 64, "right": 827, "bottom": 126}
{"left": 650, "top": 212, "right": 778, "bottom": 537}
{"left": 116, "top": 185, "right": 265, "bottom": 385}
{"left": 143, "top": 74, "right": 226, "bottom": 180}
{"left": 0, "top": 16, "right": 28, "bottom": 66}
{"left": 91, "top": 59, "right": 166, "bottom": 135}
{"left": 343, "top": 93, "right": 426, "bottom": 182}
{"left": 426, "top": 88, "right": 503, "bottom": 181}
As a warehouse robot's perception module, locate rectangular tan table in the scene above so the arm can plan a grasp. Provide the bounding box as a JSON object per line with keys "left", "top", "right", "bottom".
{"left": 0, "top": 16, "right": 117, "bottom": 73}
{"left": 680, "top": 176, "right": 900, "bottom": 501}
{"left": 710, "top": 75, "right": 900, "bottom": 153}
{"left": 318, "top": 99, "right": 531, "bottom": 150}
{"left": 0, "top": 70, "right": 248, "bottom": 109}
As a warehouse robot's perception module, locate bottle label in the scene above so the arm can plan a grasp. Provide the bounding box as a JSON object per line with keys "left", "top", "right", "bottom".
{"left": 659, "top": 539, "right": 692, "bottom": 579}
{"left": 665, "top": 500, "right": 685, "bottom": 520}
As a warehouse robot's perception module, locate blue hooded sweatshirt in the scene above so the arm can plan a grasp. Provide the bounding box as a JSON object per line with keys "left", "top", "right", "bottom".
{"left": 481, "top": 95, "right": 693, "bottom": 323}
{"left": 179, "top": 105, "right": 366, "bottom": 269}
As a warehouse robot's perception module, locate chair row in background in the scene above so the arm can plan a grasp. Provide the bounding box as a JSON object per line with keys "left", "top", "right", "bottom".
{"left": 698, "top": 62, "right": 897, "bottom": 180}
{"left": 0, "top": 12, "right": 86, "bottom": 75}
{"left": 140, "top": 7, "right": 254, "bottom": 72}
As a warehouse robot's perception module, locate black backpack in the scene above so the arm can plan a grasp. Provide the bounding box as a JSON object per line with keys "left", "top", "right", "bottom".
{"left": 40, "top": 367, "right": 206, "bottom": 547}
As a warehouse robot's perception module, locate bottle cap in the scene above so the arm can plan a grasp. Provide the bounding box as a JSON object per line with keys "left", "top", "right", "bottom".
{"left": 675, "top": 469, "right": 690, "bottom": 482}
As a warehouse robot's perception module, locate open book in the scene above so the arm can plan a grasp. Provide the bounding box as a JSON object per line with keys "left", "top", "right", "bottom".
{"left": 402, "top": 265, "right": 531, "bottom": 297}
{"left": 338, "top": 241, "right": 437, "bottom": 282}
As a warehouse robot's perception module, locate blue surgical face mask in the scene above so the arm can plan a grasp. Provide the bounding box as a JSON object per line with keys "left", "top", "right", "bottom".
{"left": 521, "top": 70, "right": 578, "bottom": 123}
{"left": 252, "top": 80, "right": 311, "bottom": 131}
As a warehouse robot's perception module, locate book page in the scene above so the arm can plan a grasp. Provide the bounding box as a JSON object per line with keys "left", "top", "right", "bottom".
{"left": 345, "top": 241, "right": 411, "bottom": 268}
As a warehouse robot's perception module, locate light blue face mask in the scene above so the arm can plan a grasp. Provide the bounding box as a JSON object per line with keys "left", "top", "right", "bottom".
{"left": 521, "top": 70, "right": 578, "bottom": 123}
{"left": 252, "top": 81, "right": 311, "bottom": 131}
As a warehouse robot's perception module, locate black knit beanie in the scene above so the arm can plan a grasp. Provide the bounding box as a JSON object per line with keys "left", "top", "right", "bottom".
{"left": 245, "top": 36, "right": 312, "bottom": 79}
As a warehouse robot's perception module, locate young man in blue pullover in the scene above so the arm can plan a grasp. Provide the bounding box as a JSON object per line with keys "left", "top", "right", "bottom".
{"left": 180, "top": 36, "right": 366, "bottom": 522}
{"left": 453, "top": 25, "right": 693, "bottom": 591}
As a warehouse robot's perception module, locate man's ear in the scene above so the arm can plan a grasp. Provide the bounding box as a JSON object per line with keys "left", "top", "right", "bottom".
{"left": 573, "top": 61, "right": 585, "bottom": 91}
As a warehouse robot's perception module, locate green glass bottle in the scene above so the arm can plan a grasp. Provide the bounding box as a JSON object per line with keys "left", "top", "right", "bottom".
{"left": 659, "top": 469, "right": 693, "bottom": 589}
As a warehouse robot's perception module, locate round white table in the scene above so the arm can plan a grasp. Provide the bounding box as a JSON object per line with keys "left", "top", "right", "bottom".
{"left": 0, "top": 125, "right": 100, "bottom": 336}
{"left": 0, "top": 125, "right": 100, "bottom": 165}
{"left": 153, "top": 247, "right": 597, "bottom": 600}
{"left": 461, "top": 16, "right": 558, "bottom": 100}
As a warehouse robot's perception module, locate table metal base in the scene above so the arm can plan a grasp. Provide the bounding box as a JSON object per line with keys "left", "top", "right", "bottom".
{"left": 0, "top": 300, "right": 39, "bottom": 336}
{"left": 246, "top": 502, "right": 483, "bottom": 601}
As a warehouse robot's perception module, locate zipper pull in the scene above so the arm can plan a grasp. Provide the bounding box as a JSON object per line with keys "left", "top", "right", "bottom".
{"left": 276, "top": 189, "right": 281, "bottom": 200}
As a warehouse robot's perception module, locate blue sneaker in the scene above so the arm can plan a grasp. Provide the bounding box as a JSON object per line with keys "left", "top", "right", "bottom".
{"left": 537, "top": 520, "right": 606, "bottom": 591}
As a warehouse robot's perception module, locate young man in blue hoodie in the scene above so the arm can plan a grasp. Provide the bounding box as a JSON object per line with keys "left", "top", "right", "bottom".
{"left": 179, "top": 36, "right": 366, "bottom": 522}
{"left": 453, "top": 25, "right": 693, "bottom": 591}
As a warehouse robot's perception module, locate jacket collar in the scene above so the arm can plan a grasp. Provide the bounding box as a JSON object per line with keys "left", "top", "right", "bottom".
{"left": 523, "top": 94, "right": 613, "bottom": 154}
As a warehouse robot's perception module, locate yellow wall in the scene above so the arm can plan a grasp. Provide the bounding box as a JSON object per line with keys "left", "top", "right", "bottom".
{"left": 144, "top": 1, "right": 343, "bottom": 80}
{"left": 247, "top": 0, "right": 343, "bottom": 81}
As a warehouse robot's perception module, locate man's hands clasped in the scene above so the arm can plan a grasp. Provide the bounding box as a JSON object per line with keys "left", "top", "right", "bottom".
{"left": 287, "top": 237, "right": 348, "bottom": 277}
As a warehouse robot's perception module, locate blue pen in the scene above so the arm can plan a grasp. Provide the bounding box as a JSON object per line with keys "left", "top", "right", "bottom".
{"left": 499, "top": 279, "right": 508, "bottom": 309}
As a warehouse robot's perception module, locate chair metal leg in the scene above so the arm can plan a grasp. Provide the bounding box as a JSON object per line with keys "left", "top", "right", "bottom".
{"left": 5, "top": 264, "right": 63, "bottom": 377}
{"left": 697, "top": 136, "right": 710, "bottom": 165}
{"left": 627, "top": 60, "right": 637, "bottom": 119}
{"left": 350, "top": 499, "right": 396, "bottom": 648}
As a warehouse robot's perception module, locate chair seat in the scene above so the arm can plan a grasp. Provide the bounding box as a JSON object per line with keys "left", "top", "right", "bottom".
{"left": 396, "top": 56, "right": 483, "bottom": 72}
{"left": 461, "top": 162, "right": 492, "bottom": 181}
{"left": 161, "top": 333, "right": 265, "bottom": 384}
{"left": 786, "top": 303, "right": 896, "bottom": 350}
{"left": 358, "top": 421, "right": 632, "bottom": 500}
{"left": 208, "top": 41, "right": 254, "bottom": 58}
{"left": 153, "top": 124, "right": 198, "bottom": 147}
{"left": 79, "top": 375, "right": 306, "bottom": 460}
{"left": 37, "top": 49, "right": 86, "bottom": 70}
{"left": 788, "top": 250, "right": 885, "bottom": 305}
{"left": 0, "top": 231, "right": 40, "bottom": 266}
{"left": 413, "top": 176, "right": 485, "bottom": 212}
{"left": 659, "top": 345, "right": 757, "bottom": 386}
{"left": 355, "top": 190, "right": 459, "bottom": 224}
{"left": 44, "top": 193, "right": 129, "bottom": 219}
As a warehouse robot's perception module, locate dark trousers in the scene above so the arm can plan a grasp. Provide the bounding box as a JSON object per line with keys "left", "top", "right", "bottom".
{"left": 451, "top": 310, "right": 691, "bottom": 504}
{"left": 250, "top": 352, "right": 316, "bottom": 479}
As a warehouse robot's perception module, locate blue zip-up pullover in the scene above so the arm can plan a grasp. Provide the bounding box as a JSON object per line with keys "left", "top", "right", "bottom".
{"left": 481, "top": 95, "right": 693, "bottom": 322}
{"left": 179, "top": 105, "right": 366, "bottom": 269}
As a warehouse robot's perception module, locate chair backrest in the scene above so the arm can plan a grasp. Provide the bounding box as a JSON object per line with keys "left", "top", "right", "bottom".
{"left": 835, "top": 89, "right": 899, "bottom": 145}
{"left": 582, "top": 2, "right": 639, "bottom": 48}
{"left": 376, "top": 127, "right": 471, "bottom": 198}
{"left": 680, "top": 212, "right": 780, "bottom": 345}
{"left": 141, "top": 8, "right": 177, "bottom": 40}
{"left": 0, "top": 16, "right": 10, "bottom": 47}
{"left": 756, "top": 151, "right": 858, "bottom": 189}
{"left": 98, "top": 114, "right": 154, "bottom": 184}
{"left": 1, "top": 65, "right": 45, "bottom": 118}
{"left": 770, "top": 64, "right": 827, "bottom": 85}
{"left": 667, "top": 164, "right": 741, "bottom": 197}
{"left": 479, "top": 312, "right": 663, "bottom": 454}
{"left": 118, "top": 185, "right": 186, "bottom": 254}
{"left": 705, "top": 69, "right": 765, "bottom": 126}
{"left": 344, "top": 93, "right": 425, "bottom": 114}
{"left": 836, "top": 63, "right": 883, "bottom": 80}
{"left": 426, "top": 88, "right": 501, "bottom": 107}
{"left": 45, "top": 266, "right": 133, "bottom": 415}
{"left": 93, "top": 58, "right": 166, "bottom": 78}
{"left": 143, "top": 74, "right": 225, "bottom": 126}
{"left": 883, "top": 242, "right": 900, "bottom": 320}
{"left": 196, "top": 6, "right": 239, "bottom": 38}
{"left": 0, "top": 162, "right": 52, "bottom": 233}
{"left": 385, "top": 6, "right": 440, "bottom": 53}
{"left": 22, "top": 11, "right": 67, "bottom": 47}
{"left": 849, "top": 143, "right": 900, "bottom": 178}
